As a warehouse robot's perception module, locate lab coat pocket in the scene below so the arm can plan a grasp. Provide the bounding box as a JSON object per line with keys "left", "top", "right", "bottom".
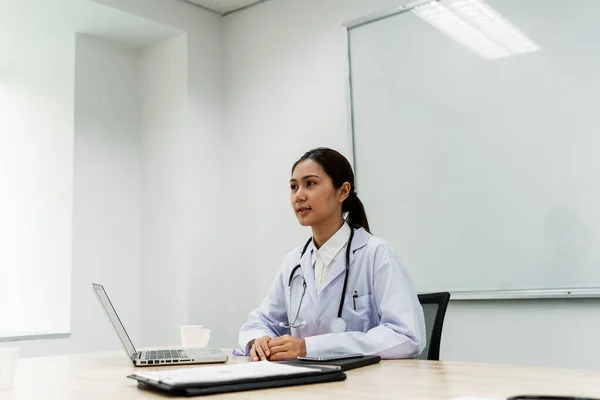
{"left": 349, "top": 294, "right": 376, "bottom": 332}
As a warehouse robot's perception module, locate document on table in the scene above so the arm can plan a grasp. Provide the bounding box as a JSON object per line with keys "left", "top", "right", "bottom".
{"left": 131, "top": 361, "right": 319, "bottom": 385}
{"left": 451, "top": 397, "right": 503, "bottom": 400}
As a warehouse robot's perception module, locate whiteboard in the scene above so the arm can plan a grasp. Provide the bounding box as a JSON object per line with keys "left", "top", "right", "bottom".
{"left": 347, "top": 0, "right": 600, "bottom": 298}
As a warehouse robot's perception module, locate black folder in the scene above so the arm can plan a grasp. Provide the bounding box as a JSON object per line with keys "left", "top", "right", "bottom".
{"left": 128, "top": 366, "right": 346, "bottom": 397}
{"left": 282, "top": 354, "right": 381, "bottom": 371}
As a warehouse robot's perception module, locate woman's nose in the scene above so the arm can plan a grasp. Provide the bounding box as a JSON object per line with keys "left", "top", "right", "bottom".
{"left": 294, "top": 187, "right": 307, "bottom": 202}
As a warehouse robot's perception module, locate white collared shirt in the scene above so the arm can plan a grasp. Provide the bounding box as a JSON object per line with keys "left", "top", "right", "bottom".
{"left": 311, "top": 222, "right": 351, "bottom": 293}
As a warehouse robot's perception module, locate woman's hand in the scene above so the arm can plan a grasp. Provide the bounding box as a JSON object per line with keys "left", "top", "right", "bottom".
{"left": 250, "top": 336, "right": 272, "bottom": 361}
{"left": 267, "top": 335, "right": 307, "bottom": 361}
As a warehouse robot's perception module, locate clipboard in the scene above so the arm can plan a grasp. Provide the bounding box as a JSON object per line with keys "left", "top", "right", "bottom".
{"left": 282, "top": 354, "right": 381, "bottom": 371}
{"left": 128, "top": 365, "right": 346, "bottom": 396}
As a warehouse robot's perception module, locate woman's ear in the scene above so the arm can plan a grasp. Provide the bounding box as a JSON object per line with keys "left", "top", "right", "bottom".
{"left": 338, "top": 182, "right": 351, "bottom": 203}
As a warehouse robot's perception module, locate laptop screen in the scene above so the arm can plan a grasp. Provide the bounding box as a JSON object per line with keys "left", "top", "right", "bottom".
{"left": 92, "top": 283, "right": 137, "bottom": 359}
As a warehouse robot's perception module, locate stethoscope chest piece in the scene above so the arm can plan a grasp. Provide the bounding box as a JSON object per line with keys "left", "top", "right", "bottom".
{"left": 330, "top": 317, "right": 347, "bottom": 333}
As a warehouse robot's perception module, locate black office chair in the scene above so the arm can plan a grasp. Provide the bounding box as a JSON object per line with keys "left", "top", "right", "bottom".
{"left": 415, "top": 292, "right": 450, "bottom": 361}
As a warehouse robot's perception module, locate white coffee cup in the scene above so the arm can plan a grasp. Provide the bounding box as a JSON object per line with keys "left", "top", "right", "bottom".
{"left": 0, "top": 347, "right": 19, "bottom": 391}
{"left": 180, "top": 325, "right": 211, "bottom": 349}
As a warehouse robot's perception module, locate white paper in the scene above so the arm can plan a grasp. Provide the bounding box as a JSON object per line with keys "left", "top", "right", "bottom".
{"left": 450, "top": 397, "right": 503, "bottom": 400}
{"left": 0, "top": 348, "right": 19, "bottom": 391}
{"left": 133, "top": 361, "right": 318, "bottom": 385}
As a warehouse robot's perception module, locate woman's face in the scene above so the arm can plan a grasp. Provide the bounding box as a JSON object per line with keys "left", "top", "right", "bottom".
{"left": 290, "top": 159, "right": 347, "bottom": 227}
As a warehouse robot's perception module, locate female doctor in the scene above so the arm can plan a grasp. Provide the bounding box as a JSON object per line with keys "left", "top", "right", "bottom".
{"left": 238, "top": 148, "right": 425, "bottom": 361}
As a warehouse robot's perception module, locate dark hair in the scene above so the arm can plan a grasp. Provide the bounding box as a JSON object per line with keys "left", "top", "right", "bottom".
{"left": 292, "top": 147, "right": 370, "bottom": 233}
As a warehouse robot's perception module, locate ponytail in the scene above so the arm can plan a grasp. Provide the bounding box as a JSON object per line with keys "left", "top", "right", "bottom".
{"left": 343, "top": 192, "right": 370, "bottom": 233}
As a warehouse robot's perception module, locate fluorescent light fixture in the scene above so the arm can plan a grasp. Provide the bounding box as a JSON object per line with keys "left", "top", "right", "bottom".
{"left": 412, "top": 0, "right": 539, "bottom": 60}
{"left": 413, "top": 1, "right": 510, "bottom": 59}
{"left": 443, "top": 0, "right": 540, "bottom": 54}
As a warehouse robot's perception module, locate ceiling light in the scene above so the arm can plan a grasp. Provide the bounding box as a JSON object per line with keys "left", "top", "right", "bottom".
{"left": 412, "top": 0, "right": 539, "bottom": 60}
{"left": 443, "top": 0, "right": 540, "bottom": 55}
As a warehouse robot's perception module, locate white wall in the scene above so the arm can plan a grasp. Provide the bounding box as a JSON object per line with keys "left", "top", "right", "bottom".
{"left": 70, "top": 34, "right": 143, "bottom": 355}
{"left": 139, "top": 33, "right": 189, "bottom": 347}
{"left": 2, "top": 0, "right": 222, "bottom": 355}
{"left": 445, "top": 298, "right": 600, "bottom": 370}
{"left": 222, "top": 0, "right": 600, "bottom": 369}
{"left": 0, "top": 35, "right": 74, "bottom": 339}
{"left": 93, "top": 0, "right": 228, "bottom": 348}
{"left": 0, "top": 33, "right": 144, "bottom": 356}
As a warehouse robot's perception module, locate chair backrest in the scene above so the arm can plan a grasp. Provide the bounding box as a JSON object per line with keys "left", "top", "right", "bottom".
{"left": 415, "top": 292, "right": 451, "bottom": 361}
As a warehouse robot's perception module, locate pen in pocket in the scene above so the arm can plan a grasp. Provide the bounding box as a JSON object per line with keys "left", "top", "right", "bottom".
{"left": 353, "top": 291, "right": 358, "bottom": 310}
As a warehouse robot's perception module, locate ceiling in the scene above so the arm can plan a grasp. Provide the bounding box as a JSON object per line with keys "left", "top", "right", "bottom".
{"left": 0, "top": 0, "right": 181, "bottom": 69}
{"left": 184, "top": 0, "right": 266, "bottom": 15}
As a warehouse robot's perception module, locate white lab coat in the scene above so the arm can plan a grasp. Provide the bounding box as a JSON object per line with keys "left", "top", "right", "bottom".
{"left": 238, "top": 228, "right": 426, "bottom": 359}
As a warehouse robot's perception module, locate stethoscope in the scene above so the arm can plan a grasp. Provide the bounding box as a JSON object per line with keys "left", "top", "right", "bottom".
{"left": 278, "top": 227, "right": 355, "bottom": 333}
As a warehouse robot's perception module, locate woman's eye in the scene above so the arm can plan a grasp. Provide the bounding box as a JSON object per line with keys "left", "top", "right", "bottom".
{"left": 290, "top": 184, "right": 298, "bottom": 191}
{"left": 307, "top": 181, "right": 315, "bottom": 187}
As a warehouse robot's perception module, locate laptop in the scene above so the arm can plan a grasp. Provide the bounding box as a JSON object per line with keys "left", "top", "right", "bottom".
{"left": 92, "top": 283, "right": 228, "bottom": 367}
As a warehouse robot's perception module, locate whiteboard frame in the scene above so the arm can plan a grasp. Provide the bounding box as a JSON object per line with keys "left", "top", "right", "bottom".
{"left": 342, "top": 1, "right": 600, "bottom": 300}
{"left": 444, "top": 288, "right": 600, "bottom": 300}
{"left": 342, "top": 0, "right": 434, "bottom": 175}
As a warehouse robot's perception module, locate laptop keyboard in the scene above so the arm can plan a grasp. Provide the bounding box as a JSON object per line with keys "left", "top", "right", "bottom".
{"left": 144, "top": 350, "right": 188, "bottom": 360}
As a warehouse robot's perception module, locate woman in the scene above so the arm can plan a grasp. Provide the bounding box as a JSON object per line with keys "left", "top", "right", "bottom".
{"left": 238, "top": 148, "right": 425, "bottom": 361}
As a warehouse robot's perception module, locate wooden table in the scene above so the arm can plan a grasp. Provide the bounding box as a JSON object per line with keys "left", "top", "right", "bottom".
{"left": 1, "top": 350, "right": 600, "bottom": 399}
